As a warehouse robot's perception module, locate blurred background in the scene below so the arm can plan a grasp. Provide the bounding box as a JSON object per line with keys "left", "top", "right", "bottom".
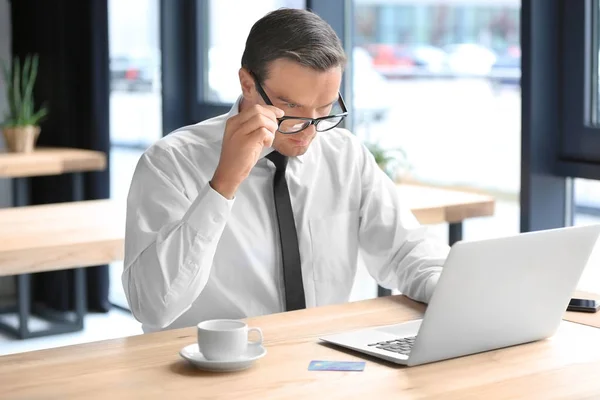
{"left": 106, "top": 0, "right": 600, "bottom": 306}
{"left": 1, "top": 0, "right": 600, "bottom": 354}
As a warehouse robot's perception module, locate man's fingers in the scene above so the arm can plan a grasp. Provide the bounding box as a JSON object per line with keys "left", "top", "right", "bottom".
{"left": 236, "top": 113, "right": 278, "bottom": 138}
{"left": 264, "top": 105, "right": 285, "bottom": 118}
{"left": 248, "top": 127, "right": 275, "bottom": 148}
{"left": 237, "top": 104, "right": 283, "bottom": 126}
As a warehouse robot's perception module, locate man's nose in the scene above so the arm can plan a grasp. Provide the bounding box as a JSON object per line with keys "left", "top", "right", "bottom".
{"left": 303, "top": 123, "right": 317, "bottom": 136}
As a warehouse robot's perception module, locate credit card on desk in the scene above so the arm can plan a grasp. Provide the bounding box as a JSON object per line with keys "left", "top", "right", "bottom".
{"left": 308, "top": 360, "right": 366, "bottom": 371}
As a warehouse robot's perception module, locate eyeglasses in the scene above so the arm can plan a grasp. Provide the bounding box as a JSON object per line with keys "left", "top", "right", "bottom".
{"left": 252, "top": 75, "right": 348, "bottom": 135}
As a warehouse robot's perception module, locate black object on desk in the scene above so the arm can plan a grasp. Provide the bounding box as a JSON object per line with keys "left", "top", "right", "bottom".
{"left": 567, "top": 298, "right": 600, "bottom": 313}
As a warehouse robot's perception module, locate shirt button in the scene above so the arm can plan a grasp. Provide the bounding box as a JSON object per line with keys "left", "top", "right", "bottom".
{"left": 212, "top": 215, "right": 223, "bottom": 224}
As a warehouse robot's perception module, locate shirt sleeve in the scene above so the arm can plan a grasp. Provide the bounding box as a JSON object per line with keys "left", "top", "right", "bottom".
{"left": 122, "top": 148, "right": 233, "bottom": 329}
{"left": 357, "top": 144, "right": 449, "bottom": 303}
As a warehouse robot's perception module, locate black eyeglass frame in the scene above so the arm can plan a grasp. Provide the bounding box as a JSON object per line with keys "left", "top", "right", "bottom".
{"left": 251, "top": 74, "right": 349, "bottom": 135}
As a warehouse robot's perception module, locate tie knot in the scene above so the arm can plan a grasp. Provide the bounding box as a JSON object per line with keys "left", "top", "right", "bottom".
{"left": 266, "top": 150, "right": 288, "bottom": 171}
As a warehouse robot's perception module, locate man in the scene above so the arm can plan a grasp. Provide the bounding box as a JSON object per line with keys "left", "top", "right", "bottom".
{"left": 123, "top": 8, "right": 449, "bottom": 333}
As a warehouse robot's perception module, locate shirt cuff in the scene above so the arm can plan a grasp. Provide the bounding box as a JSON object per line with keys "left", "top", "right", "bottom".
{"left": 183, "top": 182, "right": 234, "bottom": 240}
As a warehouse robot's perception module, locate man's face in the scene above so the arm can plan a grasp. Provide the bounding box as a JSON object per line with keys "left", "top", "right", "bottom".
{"left": 246, "top": 59, "right": 343, "bottom": 157}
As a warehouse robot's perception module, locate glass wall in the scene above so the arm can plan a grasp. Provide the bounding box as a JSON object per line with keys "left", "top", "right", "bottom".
{"left": 350, "top": 0, "right": 521, "bottom": 297}
{"left": 353, "top": 0, "right": 520, "bottom": 234}
{"left": 205, "top": 0, "right": 305, "bottom": 104}
{"left": 574, "top": 179, "right": 600, "bottom": 295}
{"left": 572, "top": 1, "right": 600, "bottom": 295}
{"left": 108, "top": 0, "right": 162, "bottom": 308}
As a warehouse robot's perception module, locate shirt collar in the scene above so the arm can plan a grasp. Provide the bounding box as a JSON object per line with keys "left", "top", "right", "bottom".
{"left": 227, "top": 96, "right": 306, "bottom": 164}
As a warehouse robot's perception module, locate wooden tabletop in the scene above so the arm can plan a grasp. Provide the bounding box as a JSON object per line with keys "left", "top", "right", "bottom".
{"left": 0, "top": 183, "right": 493, "bottom": 276}
{"left": 398, "top": 183, "right": 495, "bottom": 225}
{"left": 0, "top": 147, "right": 106, "bottom": 178}
{"left": 0, "top": 200, "right": 124, "bottom": 276}
{"left": 1, "top": 295, "right": 600, "bottom": 399}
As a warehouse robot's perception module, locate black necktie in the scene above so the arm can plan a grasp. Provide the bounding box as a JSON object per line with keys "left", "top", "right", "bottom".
{"left": 266, "top": 151, "right": 306, "bottom": 311}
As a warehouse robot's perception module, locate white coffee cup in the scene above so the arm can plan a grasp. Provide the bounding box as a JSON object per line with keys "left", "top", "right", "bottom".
{"left": 197, "top": 319, "right": 263, "bottom": 361}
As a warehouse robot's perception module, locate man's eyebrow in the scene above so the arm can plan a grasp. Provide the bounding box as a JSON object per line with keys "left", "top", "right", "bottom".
{"left": 275, "top": 95, "right": 338, "bottom": 109}
{"left": 276, "top": 95, "right": 303, "bottom": 107}
{"left": 318, "top": 98, "right": 339, "bottom": 109}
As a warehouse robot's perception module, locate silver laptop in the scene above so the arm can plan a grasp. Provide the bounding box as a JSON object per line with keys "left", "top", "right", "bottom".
{"left": 320, "top": 224, "right": 600, "bottom": 367}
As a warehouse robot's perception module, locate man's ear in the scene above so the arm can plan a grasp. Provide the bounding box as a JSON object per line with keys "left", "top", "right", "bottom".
{"left": 239, "top": 68, "right": 255, "bottom": 98}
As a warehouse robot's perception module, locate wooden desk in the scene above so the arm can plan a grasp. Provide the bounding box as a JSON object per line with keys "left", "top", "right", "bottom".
{"left": 0, "top": 200, "right": 124, "bottom": 276}
{"left": 0, "top": 200, "right": 123, "bottom": 339}
{"left": 399, "top": 183, "right": 496, "bottom": 245}
{"left": 0, "top": 147, "right": 106, "bottom": 178}
{"left": 381, "top": 184, "right": 495, "bottom": 297}
{"left": 0, "top": 185, "right": 494, "bottom": 276}
{"left": 0, "top": 148, "right": 108, "bottom": 339}
{"left": 0, "top": 146, "right": 106, "bottom": 207}
{"left": 2, "top": 296, "right": 600, "bottom": 399}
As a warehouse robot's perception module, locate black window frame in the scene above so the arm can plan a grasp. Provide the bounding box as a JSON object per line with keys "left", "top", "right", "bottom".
{"left": 161, "top": 0, "right": 352, "bottom": 129}
{"left": 521, "top": 0, "right": 571, "bottom": 233}
{"left": 556, "top": 0, "right": 600, "bottom": 179}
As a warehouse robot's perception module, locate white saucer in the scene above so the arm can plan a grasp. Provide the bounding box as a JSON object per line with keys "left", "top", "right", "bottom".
{"left": 179, "top": 343, "right": 267, "bottom": 372}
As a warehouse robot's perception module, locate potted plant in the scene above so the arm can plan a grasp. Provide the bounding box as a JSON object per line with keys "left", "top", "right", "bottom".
{"left": 365, "top": 141, "right": 412, "bottom": 182}
{"left": 1, "top": 54, "right": 48, "bottom": 153}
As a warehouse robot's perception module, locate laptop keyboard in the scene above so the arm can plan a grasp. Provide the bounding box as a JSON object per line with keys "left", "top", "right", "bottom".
{"left": 367, "top": 336, "right": 416, "bottom": 356}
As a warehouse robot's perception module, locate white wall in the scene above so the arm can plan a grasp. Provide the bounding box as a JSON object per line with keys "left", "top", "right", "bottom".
{"left": 0, "top": 0, "right": 13, "bottom": 300}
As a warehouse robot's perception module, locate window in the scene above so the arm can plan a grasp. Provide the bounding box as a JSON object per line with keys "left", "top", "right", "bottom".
{"left": 559, "top": 0, "right": 600, "bottom": 165}
{"left": 573, "top": 1, "right": 600, "bottom": 295}
{"left": 108, "top": 0, "right": 162, "bottom": 308}
{"left": 347, "top": 0, "right": 520, "bottom": 300}
{"left": 352, "top": 0, "right": 520, "bottom": 241}
{"left": 574, "top": 179, "right": 600, "bottom": 295}
{"left": 593, "top": 0, "right": 600, "bottom": 127}
{"left": 194, "top": 0, "right": 306, "bottom": 121}
{"left": 204, "top": 0, "right": 305, "bottom": 103}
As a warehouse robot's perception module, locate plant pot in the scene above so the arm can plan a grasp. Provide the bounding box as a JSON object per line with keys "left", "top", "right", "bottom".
{"left": 2, "top": 125, "right": 41, "bottom": 153}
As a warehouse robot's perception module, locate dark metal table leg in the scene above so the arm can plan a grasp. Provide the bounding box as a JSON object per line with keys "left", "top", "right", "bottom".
{"left": 72, "top": 172, "right": 87, "bottom": 329}
{"left": 71, "top": 172, "right": 84, "bottom": 201}
{"left": 17, "top": 274, "right": 31, "bottom": 339}
{"left": 74, "top": 268, "right": 87, "bottom": 330}
{"left": 9, "top": 178, "right": 32, "bottom": 339}
{"left": 449, "top": 222, "right": 463, "bottom": 246}
{"left": 0, "top": 173, "right": 90, "bottom": 338}
{"left": 12, "top": 177, "right": 29, "bottom": 207}
{"left": 377, "top": 286, "right": 392, "bottom": 297}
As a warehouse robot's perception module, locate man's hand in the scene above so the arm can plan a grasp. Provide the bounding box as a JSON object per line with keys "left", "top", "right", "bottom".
{"left": 211, "top": 104, "right": 284, "bottom": 199}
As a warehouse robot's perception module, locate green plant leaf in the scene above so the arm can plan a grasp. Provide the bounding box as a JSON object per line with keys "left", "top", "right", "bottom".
{"left": 23, "top": 55, "right": 38, "bottom": 122}
{"left": 2, "top": 60, "right": 16, "bottom": 123}
{"left": 364, "top": 140, "right": 412, "bottom": 180}
{"left": 1, "top": 54, "right": 47, "bottom": 128}
{"left": 30, "top": 106, "right": 48, "bottom": 125}
{"left": 21, "top": 55, "right": 31, "bottom": 109}
{"left": 12, "top": 57, "right": 21, "bottom": 122}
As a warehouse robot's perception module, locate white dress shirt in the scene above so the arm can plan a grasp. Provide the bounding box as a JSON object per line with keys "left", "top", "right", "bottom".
{"left": 123, "top": 97, "right": 450, "bottom": 333}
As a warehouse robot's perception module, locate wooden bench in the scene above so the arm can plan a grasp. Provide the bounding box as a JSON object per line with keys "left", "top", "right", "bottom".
{"left": 0, "top": 185, "right": 493, "bottom": 276}
{"left": 0, "top": 147, "right": 106, "bottom": 178}
{"left": 0, "top": 147, "right": 107, "bottom": 207}
{"left": 0, "top": 200, "right": 124, "bottom": 275}
{"left": 370, "top": 183, "right": 496, "bottom": 297}
{"left": 0, "top": 185, "right": 494, "bottom": 338}
{"left": 0, "top": 200, "right": 123, "bottom": 339}
{"left": 398, "top": 183, "right": 496, "bottom": 245}
{"left": 0, "top": 147, "right": 109, "bottom": 339}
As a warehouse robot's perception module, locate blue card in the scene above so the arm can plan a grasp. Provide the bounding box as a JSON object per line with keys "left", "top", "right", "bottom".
{"left": 308, "top": 360, "right": 366, "bottom": 371}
